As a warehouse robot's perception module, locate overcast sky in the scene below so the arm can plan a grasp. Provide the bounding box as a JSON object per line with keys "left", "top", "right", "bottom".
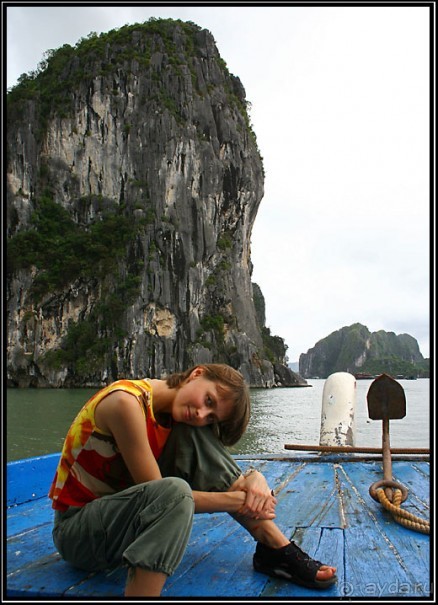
{"left": 5, "top": 3, "right": 432, "bottom": 360}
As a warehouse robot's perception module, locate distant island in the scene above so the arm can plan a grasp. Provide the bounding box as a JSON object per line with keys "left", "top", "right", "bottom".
{"left": 299, "top": 323, "right": 429, "bottom": 379}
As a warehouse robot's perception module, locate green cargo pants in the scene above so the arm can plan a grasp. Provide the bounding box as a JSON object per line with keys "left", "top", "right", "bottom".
{"left": 52, "top": 424, "right": 242, "bottom": 576}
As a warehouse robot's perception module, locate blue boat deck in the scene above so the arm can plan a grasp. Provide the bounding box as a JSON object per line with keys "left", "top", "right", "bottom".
{"left": 6, "top": 452, "right": 431, "bottom": 599}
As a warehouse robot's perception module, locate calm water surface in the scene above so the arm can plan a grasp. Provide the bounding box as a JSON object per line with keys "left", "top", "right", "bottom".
{"left": 6, "top": 379, "right": 430, "bottom": 461}
{"left": 232, "top": 379, "right": 431, "bottom": 455}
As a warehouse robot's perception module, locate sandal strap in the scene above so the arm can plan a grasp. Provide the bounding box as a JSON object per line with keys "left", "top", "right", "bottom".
{"left": 279, "top": 541, "right": 324, "bottom": 581}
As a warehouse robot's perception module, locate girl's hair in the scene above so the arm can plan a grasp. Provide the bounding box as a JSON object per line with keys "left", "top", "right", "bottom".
{"left": 166, "top": 364, "right": 251, "bottom": 446}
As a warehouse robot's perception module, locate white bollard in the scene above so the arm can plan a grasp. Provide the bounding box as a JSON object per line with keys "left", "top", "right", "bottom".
{"left": 319, "top": 372, "right": 356, "bottom": 447}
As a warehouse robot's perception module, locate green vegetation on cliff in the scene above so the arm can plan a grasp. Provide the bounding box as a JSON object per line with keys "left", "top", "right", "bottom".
{"left": 7, "top": 18, "right": 257, "bottom": 148}
{"left": 8, "top": 195, "right": 144, "bottom": 299}
{"left": 8, "top": 195, "right": 145, "bottom": 376}
{"left": 299, "top": 323, "right": 428, "bottom": 379}
{"left": 359, "top": 356, "right": 429, "bottom": 378}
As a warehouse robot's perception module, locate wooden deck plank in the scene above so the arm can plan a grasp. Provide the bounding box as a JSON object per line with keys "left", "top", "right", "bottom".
{"left": 163, "top": 525, "right": 256, "bottom": 597}
{"left": 259, "top": 460, "right": 345, "bottom": 547}
{"left": 343, "top": 525, "right": 415, "bottom": 597}
{"left": 333, "top": 461, "right": 384, "bottom": 528}
{"left": 167, "top": 515, "right": 243, "bottom": 585}
{"left": 341, "top": 460, "right": 430, "bottom": 529}
{"left": 337, "top": 461, "right": 430, "bottom": 597}
{"left": 6, "top": 553, "right": 95, "bottom": 598}
{"left": 7, "top": 454, "right": 58, "bottom": 506}
{"left": 61, "top": 568, "right": 127, "bottom": 597}
{"left": 64, "top": 567, "right": 126, "bottom": 598}
{"left": 6, "top": 456, "right": 430, "bottom": 599}
{"left": 7, "top": 497, "right": 53, "bottom": 537}
{"left": 7, "top": 523, "right": 56, "bottom": 575}
{"left": 392, "top": 461, "right": 430, "bottom": 509}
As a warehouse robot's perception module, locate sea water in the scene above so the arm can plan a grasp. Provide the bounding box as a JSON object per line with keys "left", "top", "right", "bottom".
{"left": 6, "top": 378, "right": 430, "bottom": 461}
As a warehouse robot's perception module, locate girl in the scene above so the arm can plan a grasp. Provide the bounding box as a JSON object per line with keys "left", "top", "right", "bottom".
{"left": 49, "top": 364, "right": 336, "bottom": 596}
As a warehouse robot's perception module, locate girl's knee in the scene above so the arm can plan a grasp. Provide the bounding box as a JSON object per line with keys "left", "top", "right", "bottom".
{"left": 157, "top": 477, "right": 194, "bottom": 518}
{"left": 134, "top": 477, "right": 194, "bottom": 521}
{"left": 163, "top": 477, "right": 194, "bottom": 522}
{"left": 161, "top": 476, "right": 193, "bottom": 501}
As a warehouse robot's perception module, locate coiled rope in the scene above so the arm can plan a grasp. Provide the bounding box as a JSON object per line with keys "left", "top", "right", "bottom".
{"left": 369, "top": 480, "right": 430, "bottom": 534}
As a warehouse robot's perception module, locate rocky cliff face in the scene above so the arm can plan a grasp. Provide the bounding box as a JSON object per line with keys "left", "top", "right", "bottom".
{"left": 7, "top": 19, "right": 286, "bottom": 388}
{"left": 299, "top": 323, "right": 425, "bottom": 378}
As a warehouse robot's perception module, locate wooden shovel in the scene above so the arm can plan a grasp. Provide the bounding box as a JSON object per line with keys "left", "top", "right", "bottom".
{"left": 367, "top": 373, "right": 406, "bottom": 500}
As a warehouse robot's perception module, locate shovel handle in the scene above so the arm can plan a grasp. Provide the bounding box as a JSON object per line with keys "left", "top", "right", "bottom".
{"left": 382, "top": 418, "right": 393, "bottom": 499}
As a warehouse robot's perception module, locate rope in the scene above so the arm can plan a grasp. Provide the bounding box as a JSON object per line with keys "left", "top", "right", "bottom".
{"left": 375, "top": 487, "right": 430, "bottom": 534}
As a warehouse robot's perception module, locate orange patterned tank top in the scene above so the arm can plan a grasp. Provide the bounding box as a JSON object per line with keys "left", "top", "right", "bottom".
{"left": 48, "top": 379, "right": 171, "bottom": 511}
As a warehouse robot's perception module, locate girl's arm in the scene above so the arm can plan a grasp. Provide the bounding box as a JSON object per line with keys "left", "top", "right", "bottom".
{"left": 192, "top": 470, "right": 277, "bottom": 520}
{"left": 192, "top": 490, "right": 247, "bottom": 514}
{"left": 96, "top": 393, "right": 275, "bottom": 519}
{"left": 95, "top": 390, "right": 163, "bottom": 483}
{"left": 192, "top": 490, "right": 276, "bottom": 519}
{"left": 228, "top": 470, "right": 277, "bottom": 518}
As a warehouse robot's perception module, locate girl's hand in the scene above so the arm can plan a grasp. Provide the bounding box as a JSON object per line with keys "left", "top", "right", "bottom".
{"left": 236, "top": 470, "right": 277, "bottom": 520}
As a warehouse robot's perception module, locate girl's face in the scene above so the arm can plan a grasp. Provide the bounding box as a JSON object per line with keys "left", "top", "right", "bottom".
{"left": 172, "top": 369, "right": 233, "bottom": 427}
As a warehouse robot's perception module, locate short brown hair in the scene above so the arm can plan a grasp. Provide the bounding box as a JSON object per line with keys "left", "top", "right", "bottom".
{"left": 166, "top": 364, "right": 251, "bottom": 446}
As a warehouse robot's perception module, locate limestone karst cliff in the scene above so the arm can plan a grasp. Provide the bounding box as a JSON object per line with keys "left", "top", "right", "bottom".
{"left": 299, "top": 323, "right": 426, "bottom": 379}
{"left": 7, "top": 18, "right": 292, "bottom": 388}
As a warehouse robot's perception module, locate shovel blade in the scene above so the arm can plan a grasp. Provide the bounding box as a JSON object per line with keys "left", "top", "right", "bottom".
{"left": 367, "top": 373, "right": 406, "bottom": 420}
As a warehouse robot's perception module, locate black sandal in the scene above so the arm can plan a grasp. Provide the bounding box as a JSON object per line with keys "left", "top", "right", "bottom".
{"left": 253, "top": 541, "right": 337, "bottom": 589}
